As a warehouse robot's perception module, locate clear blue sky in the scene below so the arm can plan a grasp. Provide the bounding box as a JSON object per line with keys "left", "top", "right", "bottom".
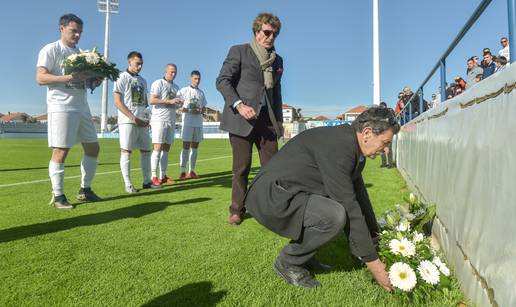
{"left": 0, "top": 0, "right": 510, "bottom": 118}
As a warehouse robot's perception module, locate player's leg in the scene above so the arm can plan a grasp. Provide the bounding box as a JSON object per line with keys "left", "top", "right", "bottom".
{"left": 119, "top": 124, "right": 137, "bottom": 193}
{"left": 77, "top": 111, "right": 102, "bottom": 202}
{"left": 180, "top": 126, "right": 193, "bottom": 179}
{"left": 140, "top": 126, "right": 159, "bottom": 189}
{"left": 188, "top": 127, "right": 203, "bottom": 179}
{"left": 47, "top": 112, "right": 79, "bottom": 209}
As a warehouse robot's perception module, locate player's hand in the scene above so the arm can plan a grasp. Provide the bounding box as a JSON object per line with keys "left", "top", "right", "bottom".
{"left": 90, "top": 77, "right": 104, "bottom": 89}
{"left": 236, "top": 103, "right": 256, "bottom": 120}
{"left": 71, "top": 71, "right": 96, "bottom": 82}
{"left": 133, "top": 117, "right": 149, "bottom": 127}
{"left": 170, "top": 98, "right": 183, "bottom": 106}
{"left": 366, "top": 259, "right": 392, "bottom": 291}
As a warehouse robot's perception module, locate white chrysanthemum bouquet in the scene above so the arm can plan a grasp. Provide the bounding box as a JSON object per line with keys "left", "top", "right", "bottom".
{"left": 63, "top": 47, "right": 120, "bottom": 92}
{"left": 377, "top": 193, "right": 452, "bottom": 303}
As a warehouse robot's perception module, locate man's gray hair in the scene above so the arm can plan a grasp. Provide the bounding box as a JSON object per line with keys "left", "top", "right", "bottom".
{"left": 351, "top": 106, "right": 400, "bottom": 135}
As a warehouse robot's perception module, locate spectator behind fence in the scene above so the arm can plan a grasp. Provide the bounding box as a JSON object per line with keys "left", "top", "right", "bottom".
{"left": 481, "top": 48, "right": 497, "bottom": 69}
{"left": 430, "top": 93, "right": 440, "bottom": 108}
{"left": 498, "top": 37, "right": 510, "bottom": 62}
{"left": 379, "top": 102, "right": 394, "bottom": 168}
{"left": 454, "top": 76, "right": 466, "bottom": 94}
{"left": 402, "top": 87, "right": 428, "bottom": 118}
{"left": 482, "top": 51, "right": 496, "bottom": 79}
{"left": 495, "top": 56, "right": 508, "bottom": 73}
{"left": 394, "top": 92, "right": 404, "bottom": 114}
{"left": 466, "top": 57, "right": 483, "bottom": 89}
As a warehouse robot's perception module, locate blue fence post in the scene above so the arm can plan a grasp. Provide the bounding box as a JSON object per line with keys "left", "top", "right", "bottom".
{"left": 419, "top": 88, "right": 424, "bottom": 115}
{"left": 509, "top": 0, "right": 516, "bottom": 64}
{"left": 440, "top": 60, "right": 447, "bottom": 103}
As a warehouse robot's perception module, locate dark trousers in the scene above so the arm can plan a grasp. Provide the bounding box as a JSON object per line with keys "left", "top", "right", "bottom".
{"left": 380, "top": 143, "right": 393, "bottom": 166}
{"left": 279, "top": 194, "right": 347, "bottom": 266}
{"left": 229, "top": 112, "right": 278, "bottom": 215}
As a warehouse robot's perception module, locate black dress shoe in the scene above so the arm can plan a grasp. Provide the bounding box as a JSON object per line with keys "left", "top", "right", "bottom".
{"left": 273, "top": 258, "right": 321, "bottom": 288}
{"left": 304, "top": 257, "right": 332, "bottom": 272}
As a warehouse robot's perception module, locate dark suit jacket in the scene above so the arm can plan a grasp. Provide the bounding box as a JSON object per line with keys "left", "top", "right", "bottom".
{"left": 245, "top": 125, "right": 380, "bottom": 262}
{"left": 216, "top": 44, "right": 283, "bottom": 137}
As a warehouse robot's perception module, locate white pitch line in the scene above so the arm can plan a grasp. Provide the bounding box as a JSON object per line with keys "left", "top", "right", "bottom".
{"left": 0, "top": 155, "right": 233, "bottom": 189}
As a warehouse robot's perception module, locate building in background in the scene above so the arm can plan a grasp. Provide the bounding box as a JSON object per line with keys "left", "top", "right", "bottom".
{"left": 34, "top": 114, "right": 48, "bottom": 123}
{"left": 282, "top": 104, "right": 302, "bottom": 123}
{"left": 203, "top": 106, "right": 222, "bottom": 122}
{"left": 0, "top": 112, "right": 30, "bottom": 123}
{"left": 337, "top": 105, "right": 367, "bottom": 121}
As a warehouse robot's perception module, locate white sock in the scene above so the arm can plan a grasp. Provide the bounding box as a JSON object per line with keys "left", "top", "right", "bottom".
{"left": 141, "top": 151, "right": 151, "bottom": 183}
{"left": 160, "top": 151, "right": 169, "bottom": 179}
{"left": 189, "top": 148, "right": 198, "bottom": 172}
{"left": 49, "top": 161, "right": 64, "bottom": 196}
{"left": 120, "top": 152, "right": 132, "bottom": 187}
{"left": 180, "top": 149, "right": 189, "bottom": 173}
{"left": 151, "top": 150, "right": 161, "bottom": 178}
{"left": 81, "top": 155, "right": 97, "bottom": 188}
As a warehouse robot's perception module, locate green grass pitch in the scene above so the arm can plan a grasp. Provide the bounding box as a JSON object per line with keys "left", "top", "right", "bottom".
{"left": 0, "top": 138, "right": 464, "bottom": 306}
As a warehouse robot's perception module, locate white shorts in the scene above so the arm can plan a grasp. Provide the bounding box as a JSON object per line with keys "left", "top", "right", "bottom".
{"left": 151, "top": 121, "right": 175, "bottom": 144}
{"left": 48, "top": 111, "right": 98, "bottom": 148}
{"left": 181, "top": 126, "right": 203, "bottom": 143}
{"left": 119, "top": 123, "right": 151, "bottom": 151}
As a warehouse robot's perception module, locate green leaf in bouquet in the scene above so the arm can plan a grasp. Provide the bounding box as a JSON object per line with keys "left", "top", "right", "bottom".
{"left": 386, "top": 214, "right": 395, "bottom": 226}
{"left": 412, "top": 204, "right": 436, "bottom": 233}
{"left": 396, "top": 232, "right": 403, "bottom": 241}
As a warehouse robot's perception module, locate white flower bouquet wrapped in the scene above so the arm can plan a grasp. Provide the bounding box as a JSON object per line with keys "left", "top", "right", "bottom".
{"left": 63, "top": 47, "right": 120, "bottom": 92}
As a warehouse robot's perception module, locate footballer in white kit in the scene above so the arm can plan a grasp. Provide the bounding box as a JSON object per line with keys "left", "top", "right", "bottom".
{"left": 149, "top": 64, "right": 183, "bottom": 186}
{"left": 113, "top": 51, "right": 158, "bottom": 193}
{"left": 176, "top": 70, "right": 207, "bottom": 180}
{"left": 36, "top": 14, "right": 103, "bottom": 209}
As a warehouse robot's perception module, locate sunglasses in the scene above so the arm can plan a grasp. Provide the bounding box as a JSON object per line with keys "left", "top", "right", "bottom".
{"left": 261, "top": 29, "right": 278, "bottom": 38}
{"left": 501, "top": 40, "right": 508, "bottom": 43}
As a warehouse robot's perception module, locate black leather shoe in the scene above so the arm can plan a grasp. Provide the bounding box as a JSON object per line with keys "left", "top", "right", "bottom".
{"left": 304, "top": 257, "right": 332, "bottom": 272}
{"left": 77, "top": 187, "right": 102, "bottom": 202}
{"left": 273, "top": 258, "right": 321, "bottom": 288}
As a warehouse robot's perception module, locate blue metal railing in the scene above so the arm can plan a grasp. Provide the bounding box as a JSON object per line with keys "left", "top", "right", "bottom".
{"left": 398, "top": 0, "right": 515, "bottom": 124}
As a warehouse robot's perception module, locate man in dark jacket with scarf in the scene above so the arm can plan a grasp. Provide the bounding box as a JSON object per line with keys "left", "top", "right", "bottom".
{"left": 216, "top": 13, "right": 284, "bottom": 225}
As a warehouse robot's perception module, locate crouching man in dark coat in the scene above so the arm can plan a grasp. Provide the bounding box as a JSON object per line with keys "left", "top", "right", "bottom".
{"left": 245, "top": 106, "right": 400, "bottom": 289}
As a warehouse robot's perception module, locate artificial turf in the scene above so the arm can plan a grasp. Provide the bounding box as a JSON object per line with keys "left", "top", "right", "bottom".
{"left": 0, "top": 138, "right": 464, "bottom": 306}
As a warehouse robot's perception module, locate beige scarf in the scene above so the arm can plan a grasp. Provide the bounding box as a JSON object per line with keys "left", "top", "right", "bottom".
{"left": 250, "top": 38, "right": 276, "bottom": 89}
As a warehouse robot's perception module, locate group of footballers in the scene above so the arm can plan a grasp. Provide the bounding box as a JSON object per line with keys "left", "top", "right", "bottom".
{"left": 36, "top": 13, "right": 208, "bottom": 209}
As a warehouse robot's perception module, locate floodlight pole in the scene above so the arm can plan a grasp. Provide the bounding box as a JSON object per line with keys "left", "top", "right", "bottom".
{"left": 373, "top": 0, "right": 381, "bottom": 105}
{"left": 100, "top": 0, "right": 111, "bottom": 134}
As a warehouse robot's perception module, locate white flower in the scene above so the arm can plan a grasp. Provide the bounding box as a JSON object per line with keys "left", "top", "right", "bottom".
{"left": 409, "top": 193, "right": 417, "bottom": 203}
{"left": 84, "top": 52, "right": 100, "bottom": 64}
{"left": 417, "top": 260, "right": 440, "bottom": 285}
{"left": 432, "top": 257, "right": 450, "bottom": 276}
{"left": 389, "top": 262, "right": 417, "bottom": 291}
{"left": 438, "top": 263, "right": 450, "bottom": 276}
{"left": 389, "top": 238, "right": 416, "bottom": 257}
{"left": 432, "top": 256, "right": 443, "bottom": 267}
{"left": 67, "top": 53, "right": 79, "bottom": 62}
{"left": 413, "top": 232, "right": 424, "bottom": 243}
{"left": 396, "top": 219, "right": 411, "bottom": 232}
{"left": 406, "top": 213, "right": 416, "bottom": 221}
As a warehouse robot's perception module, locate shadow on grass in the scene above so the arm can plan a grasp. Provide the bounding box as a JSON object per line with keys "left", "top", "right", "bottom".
{"left": 100, "top": 167, "right": 260, "bottom": 202}
{"left": 0, "top": 162, "right": 119, "bottom": 172}
{"left": 0, "top": 198, "right": 210, "bottom": 244}
{"left": 142, "top": 281, "right": 227, "bottom": 307}
{"left": 317, "top": 234, "right": 364, "bottom": 273}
